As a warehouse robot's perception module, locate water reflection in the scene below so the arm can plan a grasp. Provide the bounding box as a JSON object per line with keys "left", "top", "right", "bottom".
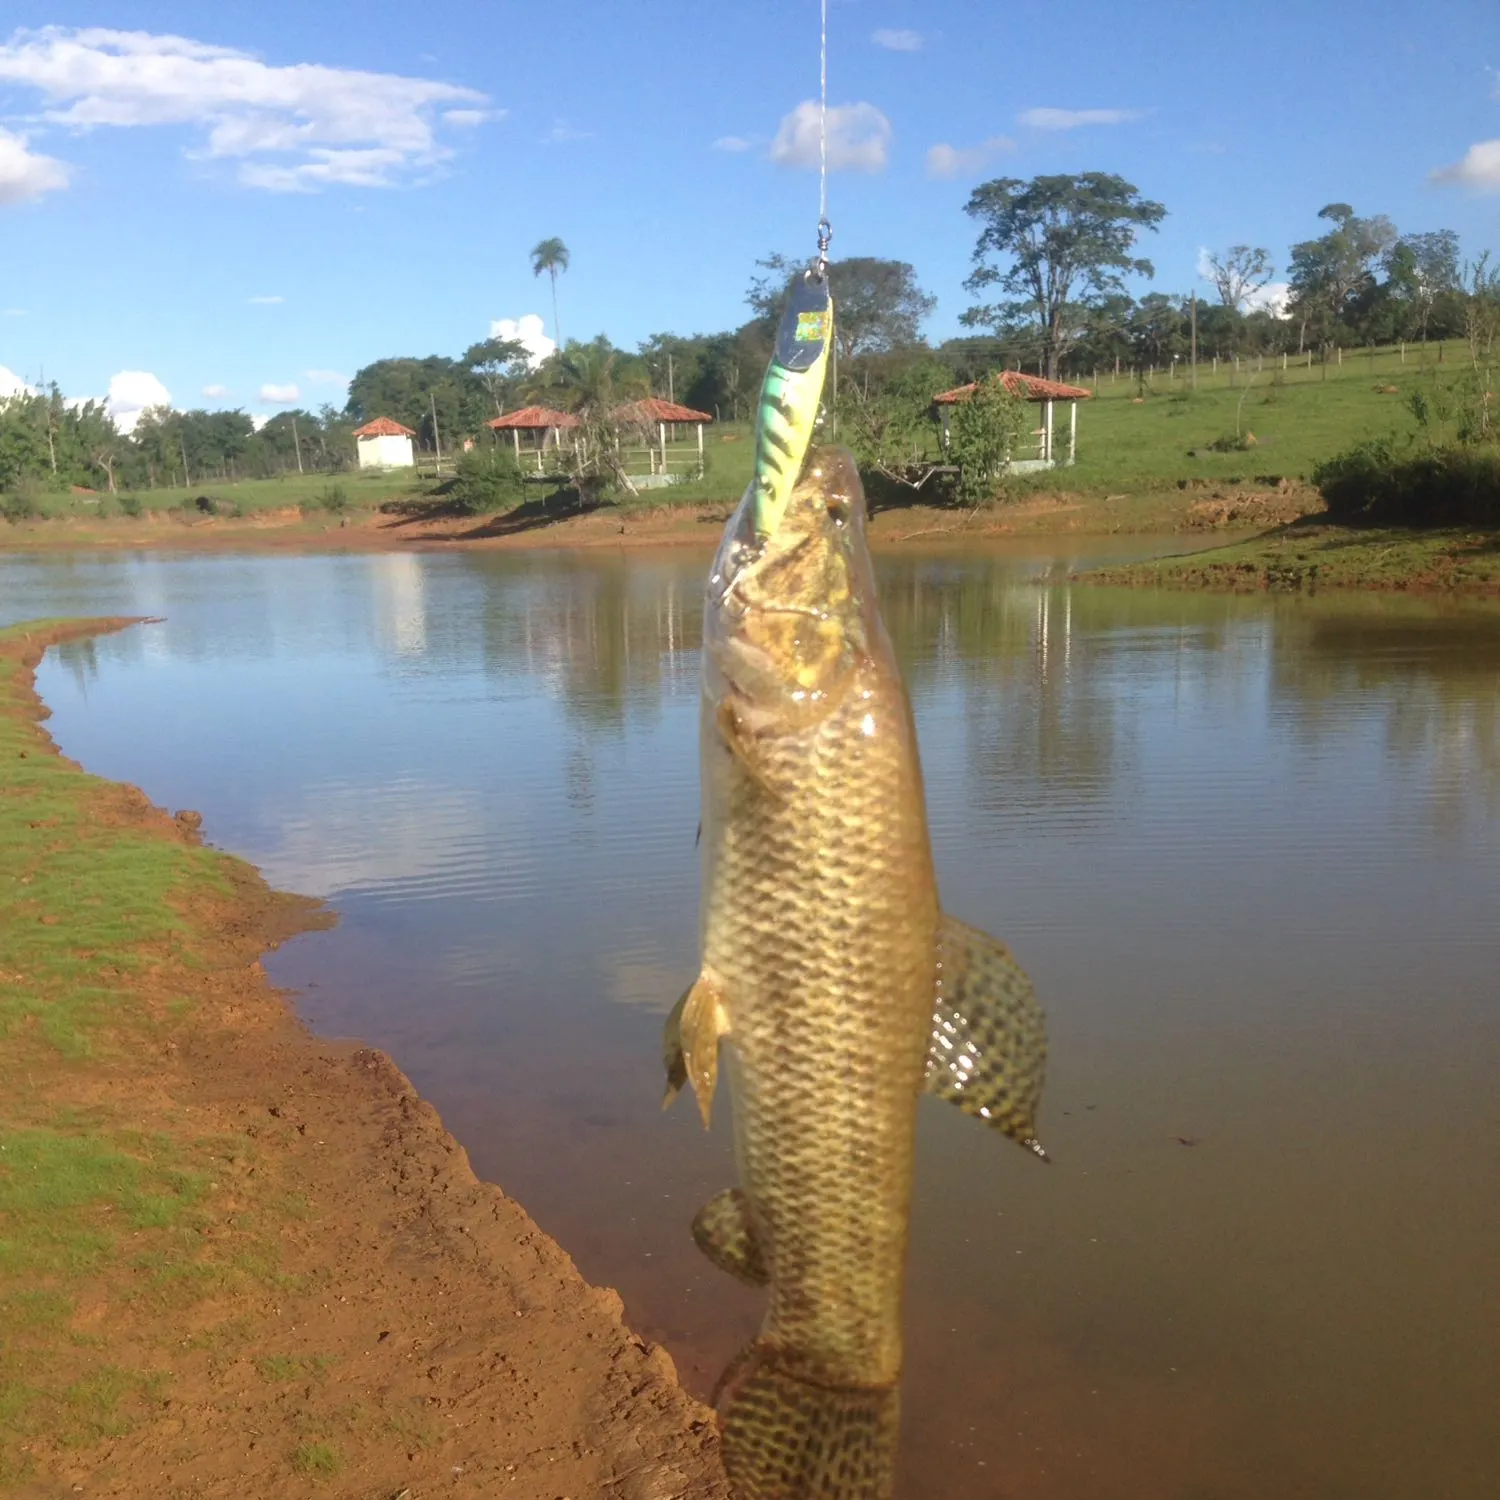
{"left": 4, "top": 548, "right": 1500, "bottom": 1499}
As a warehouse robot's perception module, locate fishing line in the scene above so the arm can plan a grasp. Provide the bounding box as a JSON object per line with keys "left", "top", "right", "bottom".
{"left": 816, "top": 0, "right": 831, "bottom": 277}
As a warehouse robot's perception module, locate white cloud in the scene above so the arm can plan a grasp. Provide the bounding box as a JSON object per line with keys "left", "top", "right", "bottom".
{"left": 489, "top": 313, "right": 555, "bottom": 368}
{"left": 1019, "top": 107, "right": 1145, "bottom": 130}
{"left": 1244, "top": 281, "right": 1291, "bottom": 317}
{"left": 304, "top": 368, "right": 347, "bottom": 387}
{"left": 872, "top": 29, "right": 923, "bottom": 52}
{"left": 926, "top": 135, "right": 1015, "bottom": 179}
{"left": 0, "top": 365, "right": 36, "bottom": 400}
{"left": 202, "top": 383, "right": 229, "bottom": 398}
{"left": 771, "top": 101, "right": 891, "bottom": 173}
{"left": 542, "top": 120, "right": 592, "bottom": 144}
{"left": 0, "top": 26, "right": 494, "bottom": 193}
{"left": 259, "top": 382, "right": 300, "bottom": 403}
{"left": 105, "top": 370, "right": 171, "bottom": 434}
{"left": 713, "top": 135, "right": 755, "bottom": 152}
{"left": 442, "top": 108, "right": 490, "bottom": 127}
{"left": 1433, "top": 139, "right": 1500, "bottom": 190}
{"left": 2, "top": 307, "right": 26, "bottom": 316}
{"left": 0, "top": 125, "right": 70, "bottom": 204}
{"left": 250, "top": 413, "right": 270, "bottom": 431}
{"left": 248, "top": 293, "right": 284, "bottom": 305}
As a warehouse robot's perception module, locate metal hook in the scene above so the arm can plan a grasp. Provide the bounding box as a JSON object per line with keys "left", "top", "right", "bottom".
{"left": 815, "top": 216, "right": 832, "bottom": 279}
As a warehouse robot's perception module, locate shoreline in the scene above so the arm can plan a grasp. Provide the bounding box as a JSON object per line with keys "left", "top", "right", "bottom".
{"left": 0, "top": 482, "right": 1310, "bottom": 556}
{"left": 0, "top": 619, "right": 727, "bottom": 1498}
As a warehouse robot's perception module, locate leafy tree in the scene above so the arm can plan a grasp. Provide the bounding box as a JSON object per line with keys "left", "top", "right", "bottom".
{"left": 1204, "top": 245, "right": 1274, "bottom": 310}
{"left": 1127, "top": 293, "right": 1188, "bottom": 370}
{"left": 463, "top": 336, "right": 530, "bottom": 417}
{"left": 1287, "top": 203, "right": 1397, "bottom": 350}
{"left": 531, "top": 237, "right": 570, "bottom": 348}
{"left": 944, "top": 379, "right": 1030, "bottom": 505}
{"left": 746, "top": 255, "right": 937, "bottom": 366}
{"left": 346, "top": 355, "right": 490, "bottom": 448}
{"left": 835, "top": 360, "right": 951, "bottom": 486}
{"left": 1384, "top": 231, "right": 1461, "bottom": 344}
{"left": 961, "top": 172, "right": 1167, "bottom": 378}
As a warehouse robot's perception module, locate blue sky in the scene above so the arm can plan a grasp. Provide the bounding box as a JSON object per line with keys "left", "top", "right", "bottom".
{"left": 1, "top": 0, "right": 1497, "bottom": 427}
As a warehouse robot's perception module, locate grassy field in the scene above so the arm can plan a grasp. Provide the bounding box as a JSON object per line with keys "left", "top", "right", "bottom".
{"left": 1083, "top": 520, "right": 1500, "bottom": 594}
{"left": 0, "top": 338, "right": 1478, "bottom": 530}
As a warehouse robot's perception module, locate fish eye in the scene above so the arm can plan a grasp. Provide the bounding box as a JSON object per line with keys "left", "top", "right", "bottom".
{"left": 826, "top": 496, "right": 850, "bottom": 525}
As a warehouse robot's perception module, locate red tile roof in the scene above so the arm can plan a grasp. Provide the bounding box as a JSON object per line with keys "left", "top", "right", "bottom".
{"left": 934, "top": 372, "right": 1092, "bottom": 403}
{"left": 353, "top": 417, "right": 416, "bottom": 438}
{"left": 488, "top": 405, "right": 581, "bottom": 429}
{"left": 613, "top": 397, "right": 714, "bottom": 425}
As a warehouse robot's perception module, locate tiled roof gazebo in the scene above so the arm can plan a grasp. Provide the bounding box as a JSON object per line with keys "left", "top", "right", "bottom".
{"left": 612, "top": 397, "right": 714, "bottom": 477}
{"left": 487, "top": 406, "right": 581, "bottom": 471}
{"left": 934, "top": 373, "right": 1093, "bottom": 469}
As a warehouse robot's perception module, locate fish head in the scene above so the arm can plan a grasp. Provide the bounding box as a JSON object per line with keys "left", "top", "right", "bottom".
{"left": 707, "top": 446, "right": 873, "bottom": 719}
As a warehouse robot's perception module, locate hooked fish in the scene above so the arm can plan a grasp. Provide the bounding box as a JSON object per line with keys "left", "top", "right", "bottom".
{"left": 664, "top": 274, "right": 1048, "bottom": 1499}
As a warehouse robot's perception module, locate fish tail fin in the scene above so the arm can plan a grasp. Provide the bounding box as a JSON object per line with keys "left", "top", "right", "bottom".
{"left": 714, "top": 1342, "right": 899, "bottom": 1500}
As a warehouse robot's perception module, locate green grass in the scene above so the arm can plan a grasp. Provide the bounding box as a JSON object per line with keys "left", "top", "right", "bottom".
{"left": 0, "top": 619, "right": 303, "bottom": 1477}
{"left": 290, "top": 1441, "right": 343, "bottom": 1477}
{"left": 6, "top": 467, "right": 439, "bottom": 521}
{"left": 1083, "top": 520, "right": 1500, "bottom": 593}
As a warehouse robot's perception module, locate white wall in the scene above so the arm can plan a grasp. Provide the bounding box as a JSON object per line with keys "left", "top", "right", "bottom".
{"left": 357, "top": 433, "right": 414, "bottom": 469}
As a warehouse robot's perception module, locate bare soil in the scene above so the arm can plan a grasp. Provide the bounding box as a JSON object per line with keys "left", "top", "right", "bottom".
{"left": 0, "top": 484, "right": 1274, "bottom": 556}
{"left": 4, "top": 623, "right": 728, "bottom": 1500}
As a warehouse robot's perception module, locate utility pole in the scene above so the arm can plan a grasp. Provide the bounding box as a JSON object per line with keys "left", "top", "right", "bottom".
{"left": 429, "top": 391, "right": 443, "bottom": 473}
{"left": 667, "top": 351, "right": 674, "bottom": 403}
{"left": 1190, "top": 293, "right": 1198, "bottom": 391}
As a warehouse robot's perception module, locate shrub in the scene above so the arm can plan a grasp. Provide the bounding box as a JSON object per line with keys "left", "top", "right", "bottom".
{"left": 1, "top": 483, "right": 49, "bottom": 522}
{"left": 947, "top": 378, "right": 1030, "bottom": 506}
{"left": 1313, "top": 438, "right": 1500, "bottom": 527}
{"left": 450, "top": 447, "right": 525, "bottom": 514}
{"left": 117, "top": 493, "right": 143, "bottom": 518}
{"left": 313, "top": 483, "right": 348, "bottom": 514}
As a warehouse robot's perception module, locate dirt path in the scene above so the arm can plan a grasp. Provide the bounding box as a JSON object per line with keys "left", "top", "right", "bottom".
{"left": 1, "top": 621, "right": 727, "bottom": 1500}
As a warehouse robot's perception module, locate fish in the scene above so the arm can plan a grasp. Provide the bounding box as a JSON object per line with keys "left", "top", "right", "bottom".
{"left": 664, "top": 283, "right": 1048, "bottom": 1499}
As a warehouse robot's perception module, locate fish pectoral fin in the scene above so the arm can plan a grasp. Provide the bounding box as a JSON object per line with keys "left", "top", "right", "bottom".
{"left": 925, "top": 912, "right": 1050, "bottom": 1160}
{"left": 692, "top": 1188, "right": 768, "bottom": 1286}
{"left": 661, "top": 973, "right": 730, "bottom": 1129}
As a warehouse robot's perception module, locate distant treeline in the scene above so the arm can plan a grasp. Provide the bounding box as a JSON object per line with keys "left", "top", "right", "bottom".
{"left": 1, "top": 181, "right": 1491, "bottom": 496}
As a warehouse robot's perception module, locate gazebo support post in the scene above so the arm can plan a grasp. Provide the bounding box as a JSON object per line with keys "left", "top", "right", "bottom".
{"left": 1069, "top": 401, "right": 1078, "bottom": 466}
{"left": 696, "top": 422, "right": 703, "bottom": 471}
{"left": 1044, "top": 400, "right": 1055, "bottom": 465}
{"left": 660, "top": 421, "right": 668, "bottom": 476}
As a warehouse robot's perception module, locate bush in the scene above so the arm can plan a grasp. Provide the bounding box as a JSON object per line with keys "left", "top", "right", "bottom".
{"left": 117, "top": 493, "right": 143, "bottom": 518}
{"left": 450, "top": 447, "right": 525, "bottom": 514}
{"left": 1, "top": 483, "right": 49, "bottom": 523}
{"left": 1313, "top": 438, "right": 1500, "bottom": 527}
{"left": 313, "top": 483, "right": 348, "bottom": 514}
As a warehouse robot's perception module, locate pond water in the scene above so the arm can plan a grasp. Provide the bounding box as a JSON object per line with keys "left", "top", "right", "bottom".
{"left": 4, "top": 543, "right": 1498, "bottom": 1500}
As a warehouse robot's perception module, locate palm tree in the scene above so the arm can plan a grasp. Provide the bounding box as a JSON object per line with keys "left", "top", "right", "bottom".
{"left": 530, "top": 237, "right": 570, "bottom": 350}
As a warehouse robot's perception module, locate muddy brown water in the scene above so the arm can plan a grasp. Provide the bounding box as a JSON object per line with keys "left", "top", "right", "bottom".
{"left": 5, "top": 543, "right": 1499, "bottom": 1500}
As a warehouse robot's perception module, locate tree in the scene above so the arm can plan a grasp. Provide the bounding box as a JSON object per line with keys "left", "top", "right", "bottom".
{"left": 961, "top": 173, "right": 1166, "bottom": 378}
{"left": 346, "top": 355, "right": 491, "bottom": 446}
{"left": 1384, "top": 231, "right": 1461, "bottom": 344}
{"left": 463, "top": 336, "right": 529, "bottom": 417}
{"left": 746, "top": 255, "right": 936, "bottom": 366}
{"left": 945, "top": 379, "right": 1030, "bottom": 506}
{"left": 530, "top": 237, "right": 570, "bottom": 348}
{"left": 1204, "top": 245, "right": 1273, "bottom": 310}
{"left": 1287, "top": 203, "right": 1397, "bottom": 350}
{"left": 835, "top": 360, "right": 952, "bottom": 487}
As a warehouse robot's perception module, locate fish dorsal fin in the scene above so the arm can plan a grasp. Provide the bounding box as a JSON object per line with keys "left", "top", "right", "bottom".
{"left": 926, "top": 913, "right": 1049, "bottom": 1160}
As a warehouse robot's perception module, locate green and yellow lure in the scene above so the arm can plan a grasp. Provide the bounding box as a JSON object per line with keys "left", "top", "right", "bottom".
{"left": 749, "top": 272, "right": 834, "bottom": 539}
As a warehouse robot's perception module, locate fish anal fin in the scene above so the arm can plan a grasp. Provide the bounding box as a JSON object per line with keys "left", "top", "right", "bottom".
{"left": 692, "top": 1187, "right": 768, "bottom": 1286}
{"left": 926, "top": 912, "right": 1049, "bottom": 1159}
{"left": 716, "top": 1341, "right": 899, "bottom": 1500}
{"left": 661, "top": 973, "right": 730, "bottom": 1128}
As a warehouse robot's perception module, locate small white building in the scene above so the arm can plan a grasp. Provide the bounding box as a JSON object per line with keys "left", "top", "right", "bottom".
{"left": 354, "top": 416, "right": 416, "bottom": 470}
